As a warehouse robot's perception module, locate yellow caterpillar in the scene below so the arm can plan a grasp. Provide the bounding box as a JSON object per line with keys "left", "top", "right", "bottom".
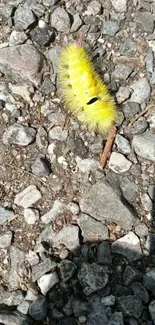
{"left": 58, "top": 41, "right": 116, "bottom": 134}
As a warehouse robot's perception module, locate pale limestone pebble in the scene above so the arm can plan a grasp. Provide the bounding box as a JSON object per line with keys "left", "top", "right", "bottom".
{"left": 116, "top": 86, "right": 131, "bottom": 104}
{"left": 141, "top": 193, "right": 153, "bottom": 212}
{"left": 2, "top": 123, "right": 36, "bottom": 146}
{"left": 109, "top": 152, "right": 132, "bottom": 173}
{"left": 37, "top": 272, "right": 59, "bottom": 295}
{"left": 111, "top": 231, "right": 142, "bottom": 262}
{"left": 9, "top": 31, "right": 27, "bottom": 46}
{"left": 14, "top": 185, "right": 42, "bottom": 208}
{"left": 9, "top": 84, "right": 33, "bottom": 102}
{"left": 0, "top": 231, "right": 12, "bottom": 248}
{"left": 76, "top": 157, "right": 99, "bottom": 174}
{"left": 132, "top": 131, "right": 155, "bottom": 162}
{"left": 41, "top": 200, "right": 64, "bottom": 224}
{"left": 111, "top": 0, "right": 128, "bottom": 12}
{"left": 24, "top": 208, "right": 39, "bottom": 224}
{"left": 130, "top": 78, "right": 150, "bottom": 104}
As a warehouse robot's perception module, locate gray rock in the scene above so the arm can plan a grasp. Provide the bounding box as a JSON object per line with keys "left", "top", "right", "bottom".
{"left": 111, "top": 231, "right": 142, "bottom": 262}
{"left": 24, "top": 208, "right": 39, "bottom": 225}
{"left": 149, "top": 301, "right": 155, "bottom": 323}
{"left": 130, "top": 78, "right": 150, "bottom": 103}
{"left": 122, "top": 102, "right": 140, "bottom": 120}
{"left": 77, "top": 214, "right": 109, "bottom": 242}
{"left": 0, "top": 311, "right": 33, "bottom": 325}
{"left": 9, "top": 31, "right": 27, "bottom": 46}
{"left": 0, "top": 231, "right": 12, "bottom": 248}
{"left": 0, "top": 44, "right": 44, "bottom": 86}
{"left": 116, "top": 86, "right": 131, "bottom": 104}
{"left": 71, "top": 13, "right": 83, "bottom": 32}
{"left": 14, "top": 185, "right": 42, "bottom": 208}
{"left": 126, "top": 117, "right": 148, "bottom": 135}
{"left": 32, "top": 258, "right": 57, "bottom": 282}
{"left": 72, "top": 299, "right": 90, "bottom": 317}
{"left": 31, "top": 155, "right": 51, "bottom": 177}
{"left": 101, "top": 295, "right": 115, "bottom": 306}
{"left": 43, "top": 0, "right": 58, "bottom": 5}
{"left": 9, "top": 246, "right": 25, "bottom": 289}
{"left": 148, "top": 185, "right": 155, "bottom": 201}
{"left": 135, "top": 223, "right": 148, "bottom": 237}
{"left": 119, "top": 177, "right": 138, "bottom": 202}
{"left": 134, "top": 12, "right": 154, "bottom": 33}
{"left": 29, "top": 296, "right": 48, "bottom": 320}
{"left": 46, "top": 46, "right": 61, "bottom": 77}
{"left": 112, "top": 64, "right": 132, "bottom": 81}
{"left": 0, "top": 4, "right": 13, "bottom": 19}
{"left": 118, "top": 295, "right": 143, "bottom": 319}
{"left": 80, "top": 181, "right": 137, "bottom": 230}
{"left": 108, "top": 312, "right": 124, "bottom": 325}
{"left": 51, "top": 8, "right": 70, "bottom": 32}
{"left": 132, "top": 131, "right": 155, "bottom": 162}
{"left": 97, "top": 241, "right": 112, "bottom": 265}
{"left": 3, "top": 123, "right": 36, "bottom": 146}
{"left": 103, "top": 21, "right": 119, "bottom": 36}
{"left": 131, "top": 282, "right": 149, "bottom": 304}
{"left": 26, "top": 250, "right": 39, "bottom": 266}
{"left": 0, "top": 206, "right": 14, "bottom": 225}
{"left": 143, "top": 269, "right": 155, "bottom": 292}
{"left": 109, "top": 152, "right": 132, "bottom": 173}
{"left": 145, "top": 233, "right": 155, "bottom": 253}
{"left": 145, "top": 48, "right": 154, "bottom": 74}
{"left": 38, "top": 271, "right": 59, "bottom": 295}
{"left": 31, "top": 26, "right": 55, "bottom": 46}
{"left": 41, "top": 200, "right": 64, "bottom": 224}
{"left": 49, "top": 126, "right": 68, "bottom": 141}
{"left": 141, "top": 193, "right": 153, "bottom": 212}
{"left": 87, "top": 0, "right": 102, "bottom": 15}
{"left": 40, "top": 76, "right": 55, "bottom": 94}
{"left": 5, "top": 103, "right": 21, "bottom": 119}
{"left": 76, "top": 157, "right": 99, "bottom": 174}
{"left": 17, "top": 300, "right": 30, "bottom": 314}
{"left": 36, "top": 126, "right": 48, "bottom": 150}
{"left": 58, "top": 260, "right": 77, "bottom": 282}
{"left": 27, "top": 2, "right": 45, "bottom": 17}
{"left": 53, "top": 225, "right": 79, "bottom": 252}
{"left": 78, "top": 263, "right": 108, "bottom": 295}
{"left": 123, "top": 265, "right": 142, "bottom": 286}
{"left": 111, "top": 0, "right": 127, "bottom": 12}
{"left": 14, "top": 6, "right": 36, "bottom": 30}
{"left": 0, "top": 288, "right": 24, "bottom": 306}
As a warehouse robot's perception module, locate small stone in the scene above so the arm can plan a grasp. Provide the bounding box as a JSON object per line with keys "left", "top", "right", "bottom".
{"left": 145, "top": 48, "right": 154, "bottom": 74}
{"left": 97, "top": 241, "right": 112, "bottom": 265}
{"left": 0, "top": 4, "right": 13, "bottom": 19}
{"left": 58, "top": 260, "right": 77, "bottom": 282}
{"left": 0, "top": 289, "right": 24, "bottom": 306}
{"left": 32, "top": 258, "right": 57, "bottom": 282}
{"left": 29, "top": 296, "right": 48, "bottom": 320}
{"left": 17, "top": 300, "right": 30, "bottom": 314}
{"left": 0, "top": 44, "right": 44, "bottom": 86}
{"left": 26, "top": 250, "right": 39, "bottom": 266}
{"left": 103, "top": 21, "right": 119, "bottom": 36}
{"left": 9, "top": 84, "right": 32, "bottom": 103}
{"left": 116, "top": 86, "right": 131, "bottom": 104}
{"left": 87, "top": 0, "right": 101, "bottom": 15}
{"left": 5, "top": 102, "right": 20, "bottom": 118}
{"left": 41, "top": 200, "right": 64, "bottom": 224}
{"left": 111, "top": 0, "right": 127, "bottom": 12}
{"left": 143, "top": 269, "right": 155, "bottom": 292}
{"left": 80, "top": 180, "right": 137, "bottom": 230}
{"left": 111, "top": 231, "right": 142, "bottom": 262}
{"left": 149, "top": 301, "right": 155, "bottom": 323}
{"left": 115, "top": 134, "right": 131, "bottom": 155}
{"left": 73, "top": 299, "right": 90, "bottom": 317}
{"left": 126, "top": 117, "right": 148, "bottom": 135}
{"left": 109, "top": 152, "right": 132, "bottom": 173}
{"left": 36, "top": 126, "right": 48, "bottom": 150}
{"left": 123, "top": 265, "right": 142, "bottom": 286}
{"left": 130, "top": 78, "right": 150, "bottom": 104}
{"left": 76, "top": 157, "right": 99, "bottom": 174}
{"left": 108, "top": 312, "right": 124, "bottom": 325}
{"left": 119, "top": 177, "right": 138, "bottom": 202}
{"left": 78, "top": 263, "right": 108, "bottom": 295}
{"left": 24, "top": 208, "right": 39, "bottom": 225}
{"left": 112, "top": 64, "right": 132, "bottom": 80}
{"left": 101, "top": 295, "right": 115, "bottom": 306}
{"left": 141, "top": 193, "right": 153, "bottom": 212}
{"left": 67, "top": 202, "right": 80, "bottom": 215}
{"left": 31, "top": 26, "right": 55, "bottom": 46}
{"left": 113, "top": 284, "right": 130, "bottom": 297}
{"left": 131, "top": 282, "right": 149, "bottom": 304}
{"left": 150, "top": 71, "right": 155, "bottom": 85}
{"left": 51, "top": 8, "right": 70, "bottom": 32}
{"left": 132, "top": 131, "right": 155, "bottom": 162}
{"left": 14, "top": 6, "right": 36, "bottom": 30}
{"left": 14, "top": 185, "right": 42, "bottom": 209}
{"left": 40, "top": 77, "right": 55, "bottom": 95}
{"left": 71, "top": 13, "right": 83, "bottom": 32}
{"left": 122, "top": 102, "right": 140, "bottom": 120}
{"left": 31, "top": 155, "right": 51, "bottom": 177}
{"left": 135, "top": 223, "right": 148, "bottom": 237}
{"left": 9, "top": 31, "right": 27, "bottom": 46}
{"left": 77, "top": 214, "right": 109, "bottom": 242}
{"left": 38, "top": 272, "right": 59, "bottom": 295}
{"left": 118, "top": 295, "right": 143, "bottom": 319}
{"left": 145, "top": 233, "right": 155, "bottom": 254}
{"left": 53, "top": 225, "right": 79, "bottom": 252}
{"left": 78, "top": 316, "right": 87, "bottom": 323}
{"left": 3, "top": 123, "right": 36, "bottom": 146}
{"left": 49, "top": 126, "right": 68, "bottom": 141}
{"left": 9, "top": 246, "right": 25, "bottom": 289}
{"left": 0, "top": 231, "right": 12, "bottom": 248}
{"left": 0, "top": 206, "right": 14, "bottom": 225}
{"left": 134, "top": 12, "right": 154, "bottom": 33}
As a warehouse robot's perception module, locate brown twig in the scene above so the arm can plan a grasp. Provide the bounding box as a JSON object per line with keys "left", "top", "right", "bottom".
{"left": 129, "top": 104, "right": 154, "bottom": 127}
{"left": 100, "top": 126, "right": 117, "bottom": 169}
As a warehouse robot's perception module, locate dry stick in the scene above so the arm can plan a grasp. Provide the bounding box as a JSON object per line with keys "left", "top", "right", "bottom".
{"left": 129, "top": 103, "right": 154, "bottom": 127}
{"left": 100, "top": 126, "right": 117, "bottom": 169}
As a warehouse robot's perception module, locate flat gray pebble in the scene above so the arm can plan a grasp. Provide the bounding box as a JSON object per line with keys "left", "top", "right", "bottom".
{"left": 134, "top": 12, "right": 154, "bottom": 33}
{"left": 29, "top": 296, "right": 48, "bottom": 320}
{"left": 31, "top": 155, "right": 51, "bottom": 177}
{"left": 0, "top": 206, "right": 14, "bottom": 225}
{"left": 0, "top": 231, "right": 12, "bottom": 248}
{"left": 51, "top": 8, "right": 70, "bottom": 32}
{"left": 3, "top": 123, "right": 36, "bottom": 146}
{"left": 111, "top": 232, "right": 142, "bottom": 262}
{"left": 14, "top": 185, "right": 42, "bottom": 208}
{"left": 118, "top": 295, "right": 143, "bottom": 319}
{"left": 78, "top": 263, "right": 108, "bottom": 295}
{"left": 123, "top": 265, "right": 142, "bottom": 286}
{"left": 130, "top": 78, "right": 150, "bottom": 103}
{"left": 58, "top": 260, "right": 77, "bottom": 282}
{"left": 77, "top": 214, "right": 109, "bottom": 242}
{"left": 103, "top": 21, "right": 119, "bottom": 36}
{"left": 132, "top": 131, "right": 155, "bottom": 162}
{"left": 14, "top": 6, "right": 36, "bottom": 29}
{"left": 131, "top": 282, "right": 149, "bottom": 304}
{"left": 97, "top": 241, "right": 112, "bottom": 265}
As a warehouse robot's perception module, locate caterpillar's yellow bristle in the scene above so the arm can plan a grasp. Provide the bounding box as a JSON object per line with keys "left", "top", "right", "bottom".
{"left": 58, "top": 43, "right": 116, "bottom": 134}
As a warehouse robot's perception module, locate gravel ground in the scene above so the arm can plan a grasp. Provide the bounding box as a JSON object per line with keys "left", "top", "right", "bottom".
{"left": 0, "top": 0, "right": 155, "bottom": 324}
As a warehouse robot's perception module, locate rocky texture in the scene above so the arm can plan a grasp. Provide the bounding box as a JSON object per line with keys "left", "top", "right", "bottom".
{"left": 14, "top": 185, "right": 42, "bottom": 208}
{"left": 111, "top": 232, "right": 142, "bottom": 262}
{"left": 132, "top": 131, "right": 155, "bottom": 162}
{"left": 3, "top": 123, "right": 36, "bottom": 146}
